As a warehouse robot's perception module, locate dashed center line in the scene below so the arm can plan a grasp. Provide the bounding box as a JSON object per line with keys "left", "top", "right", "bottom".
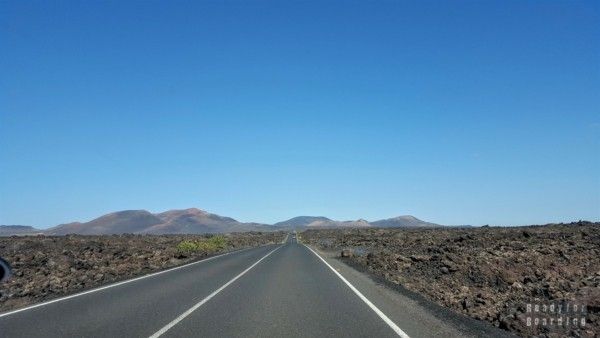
{"left": 148, "top": 245, "right": 282, "bottom": 338}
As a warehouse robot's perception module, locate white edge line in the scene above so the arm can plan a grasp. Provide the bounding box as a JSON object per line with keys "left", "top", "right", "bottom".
{"left": 0, "top": 244, "right": 272, "bottom": 318}
{"left": 303, "top": 244, "right": 411, "bottom": 338}
{"left": 148, "top": 245, "right": 282, "bottom": 338}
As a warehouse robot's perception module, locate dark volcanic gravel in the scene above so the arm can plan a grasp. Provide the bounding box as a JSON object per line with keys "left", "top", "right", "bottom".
{"left": 301, "top": 222, "right": 600, "bottom": 338}
{"left": 0, "top": 232, "right": 284, "bottom": 313}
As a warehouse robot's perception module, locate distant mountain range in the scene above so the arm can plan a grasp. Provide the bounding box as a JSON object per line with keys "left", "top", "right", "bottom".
{"left": 273, "top": 215, "right": 441, "bottom": 229}
{"left": 371, "top": 215, "right": 440, "bottom": 228}
{"left": 0, "top": 208, "right": 442, "bottom": 236}
{"left": 0, "top": 225, "right": 45, "bottom": 236}
{"left": 274, "top": 216, "right": 375, "bottom": 228}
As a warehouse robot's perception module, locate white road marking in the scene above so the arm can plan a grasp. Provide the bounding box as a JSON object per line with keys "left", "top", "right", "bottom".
{"left": 304, "top": 244, "right": 411, "bottom": 338}
{"left": 282, "top": 233, "right": 289, "bottom": 244}
{"left": 0, "top": 245, "right": 267, "bottom": 318}
{"left": 148, "top": 245, "right": 282, "bottom": 338}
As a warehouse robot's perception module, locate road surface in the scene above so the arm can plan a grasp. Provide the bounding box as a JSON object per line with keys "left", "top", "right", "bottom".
{"left": 0, "top": 234, "right": 509, "bottom": 337}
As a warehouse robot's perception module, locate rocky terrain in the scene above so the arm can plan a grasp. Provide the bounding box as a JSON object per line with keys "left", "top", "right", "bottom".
{"left": 301, "top": 222, "right": 600, "bottom": 338}
{"left": 0, "top": 232, "right": 284, "bottom": 313}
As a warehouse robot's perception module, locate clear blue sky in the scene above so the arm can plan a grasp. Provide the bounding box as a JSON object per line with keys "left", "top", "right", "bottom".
{"left": 1, "top": 1, "right": 598, "bottom": 228}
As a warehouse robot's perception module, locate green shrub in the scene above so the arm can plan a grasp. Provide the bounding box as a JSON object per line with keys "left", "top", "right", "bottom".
{"left": 176, "top": 236, "right": 228, "bottom": 255}
{"left": 208, "top": 235, "right": 227, "bottom": 249}
{"left": 176, "top": 240, "right": 198, "bottom": 253}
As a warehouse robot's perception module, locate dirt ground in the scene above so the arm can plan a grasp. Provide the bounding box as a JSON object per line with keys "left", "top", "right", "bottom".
{"left": 301, "top": 222, "right": 600, "bottom": 338}
{"left": 0, "top": 232, "right": 284, "bottom": 313}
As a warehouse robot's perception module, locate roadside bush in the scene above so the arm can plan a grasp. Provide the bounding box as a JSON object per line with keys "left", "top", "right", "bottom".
{"left": 176, "top": 236, "right": 228, "bottom": 256}
{"left": 176, "top": 240, "right": 198, "bottom": 253}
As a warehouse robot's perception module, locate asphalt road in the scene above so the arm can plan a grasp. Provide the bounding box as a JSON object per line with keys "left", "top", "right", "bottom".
{"left": 0, "top": 234, "right": 509, "bottom": 338}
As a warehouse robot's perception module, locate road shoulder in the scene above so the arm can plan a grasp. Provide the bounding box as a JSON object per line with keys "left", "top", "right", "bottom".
{"left": 305, "top": 244, "right": 516, "bottom": 338}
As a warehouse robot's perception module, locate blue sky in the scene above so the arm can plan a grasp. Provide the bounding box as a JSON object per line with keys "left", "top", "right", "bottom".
{"left": 1, "top": 0, "right": 598, "bottom": 227}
